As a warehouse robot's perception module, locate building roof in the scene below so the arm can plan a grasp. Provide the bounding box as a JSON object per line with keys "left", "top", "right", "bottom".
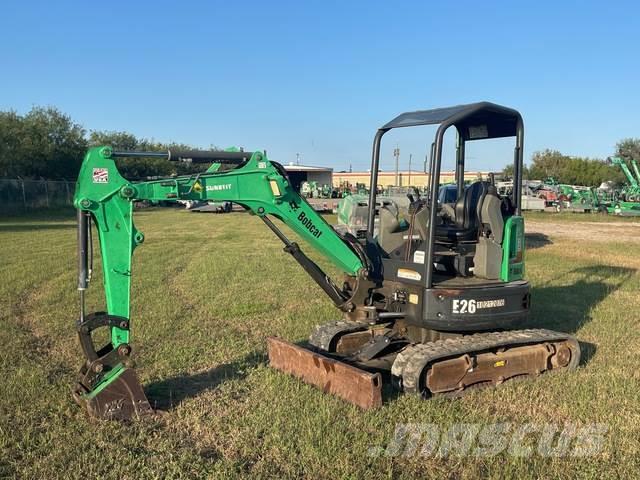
{"left": 282, "top": 163, "right": 333, "bottom": 172}
{"left": 334, "top": 170, "right": 493, "bottom": 176}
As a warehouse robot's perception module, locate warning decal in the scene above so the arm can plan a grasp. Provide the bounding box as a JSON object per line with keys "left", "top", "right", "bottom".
{"left": 92, "top": 168, "right": 109, "bottom": 183}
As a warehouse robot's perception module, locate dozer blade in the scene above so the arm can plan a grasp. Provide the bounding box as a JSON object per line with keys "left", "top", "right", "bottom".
{"left": 267, "top": 336, "right": 382, "bottom": 409}
{"left": 73, "top": 367, "right": 154, "bottom": 421}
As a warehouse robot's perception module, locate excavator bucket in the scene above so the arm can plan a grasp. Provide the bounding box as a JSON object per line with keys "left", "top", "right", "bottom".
{"left": 73, "top": 368, "right": 154, "bottom": 421}
{"left": 267, "top": 337, "right": 382, "bottom": 409}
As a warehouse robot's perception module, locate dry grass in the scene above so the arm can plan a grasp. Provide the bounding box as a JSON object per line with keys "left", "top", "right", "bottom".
{"left": 1, "top": 208, "right": 639, "bottom": 479}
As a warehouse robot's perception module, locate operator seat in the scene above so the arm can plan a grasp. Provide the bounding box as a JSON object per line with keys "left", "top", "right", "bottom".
{"left": 435, "top": 181, "right": 489, "bottom": 243}
{"left": 377, "top": 205, "right": 407, "bottom": 254}
{"left": 479, "top": 184, "right": 504, "bottom": 241}
{"left": 474, "top": 184, "right": 505, "bottom": 279}
{"left": 378, "top": 203, "right": 431, "bottom": 257}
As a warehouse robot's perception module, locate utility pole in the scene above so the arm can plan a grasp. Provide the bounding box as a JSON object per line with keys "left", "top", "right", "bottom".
{"left": 393, "top": 146, "right": 400, "bottom": 186}
{"left": 296, "top": 153, "right": 300, "bottom": 165}
{"left": 408, "top": 154, "right": 412, "bottom": 186}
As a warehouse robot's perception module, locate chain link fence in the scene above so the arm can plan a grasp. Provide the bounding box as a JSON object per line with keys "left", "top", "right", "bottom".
{"left": 0, "top": 178, "right": 75, "bottom": 212}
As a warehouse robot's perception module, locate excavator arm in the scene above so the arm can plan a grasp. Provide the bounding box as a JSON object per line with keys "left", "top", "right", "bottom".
{"left": 631, "top": 159, "right": 640, "bottom": 185}
{"left": 73, "top": 146, "right": 373, "bottom": 419}
{"left": 611, "top": 156, "right": 639, "bottom": 188}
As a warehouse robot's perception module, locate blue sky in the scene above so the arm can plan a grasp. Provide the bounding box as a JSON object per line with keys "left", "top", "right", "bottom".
{"left": 1, "top": 1, "right": 639, "bottom": 173}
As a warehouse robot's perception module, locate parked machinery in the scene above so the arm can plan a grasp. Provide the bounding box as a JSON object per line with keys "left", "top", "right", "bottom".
{"left": 334, "top": 194, "right": 402, "bottom": 239}
{"left": 496, "top": 180, "right": 545, "bottom": 211}
{"left": 601, "top": 157, "right": 640, "bottom": 215}
{"left": 610, "top": 156, "right": 640, "bottom": 201}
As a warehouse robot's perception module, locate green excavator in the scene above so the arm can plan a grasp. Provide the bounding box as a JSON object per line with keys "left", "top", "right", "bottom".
{"left": 610, "top": 156, "right": 640, "bottom": 201}
{"left": 597, "top": 157, "right": 640, "bottom": 216}
{"left": 73, "top": 102, "right": 580, "bottom": 420}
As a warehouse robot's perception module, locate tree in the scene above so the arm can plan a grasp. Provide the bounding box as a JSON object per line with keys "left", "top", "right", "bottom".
{"left": 502, "top": 149, "right": 625, "bottom": 187}
{"left": 0, "top": 107, "right": 87, "bottom": 178}
{"left": 88, "top": 130, "right": 211, "bottom": 178}
{"left": 528, "top": 150, "right": 566, "bottom": 181}
{"left": 0, "top": 105, "right": 221, "bottom": 179}
{"left": 615, "top": 138, "right": 640, "bottom": 163}
{"left": 88, "top": 131, "right": 138, "bottom": 151}
{"left": 502, "top": 164, "right": 514, "bottom": 178}
{"left": 0, "top": 110, "right": 24, "bottom": 177}
{"left": 502, "top": 163, "right": 529, "bottom": 180}
{"left": 88, "top": 130, "right": 171, "bottom": 178}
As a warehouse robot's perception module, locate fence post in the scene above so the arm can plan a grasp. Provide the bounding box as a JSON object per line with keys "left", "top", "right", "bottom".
{"left": 42, "top": 178, "right": 50, "bottom": 208}
{"left": 20, "top": 178, "right": 27, "bottom": 210}
{"left": 64, "top": 179, "right": 71, "bottom": 205}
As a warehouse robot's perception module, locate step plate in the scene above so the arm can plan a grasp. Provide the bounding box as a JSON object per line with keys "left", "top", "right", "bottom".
{"left": 267, "top": 336, "right": 382, "bottom": 409}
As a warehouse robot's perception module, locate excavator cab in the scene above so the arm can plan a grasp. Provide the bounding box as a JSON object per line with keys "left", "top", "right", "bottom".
{"left": 306, "top": 103, "right": 577, "bottom": 404}
{"left": 366, "top": 102, "right": 528, "bottom": 332}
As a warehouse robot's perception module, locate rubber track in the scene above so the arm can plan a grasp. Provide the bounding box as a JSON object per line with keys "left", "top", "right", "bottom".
{"left": 391, "top": 328, "right": 580, "bottom": 395}
{"left": 308, "top": 320, "right": 368, "bottom": 351}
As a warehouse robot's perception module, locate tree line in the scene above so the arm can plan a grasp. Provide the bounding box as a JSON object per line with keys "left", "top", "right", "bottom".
{"left": 0, "top": 106, "right": 211, "bottom": 179}
{"left": 2, "top": 105, "right": 639, "bottom": 187}
{"left": 502, "top": 139, "right": 640, "bottom": 187}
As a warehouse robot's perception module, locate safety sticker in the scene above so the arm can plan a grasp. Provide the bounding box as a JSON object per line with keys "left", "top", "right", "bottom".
{"left": 397, "top": 268, "right": 421, "bottom": 281}
{"left": 92, "top": 168, "right": 109, "bottom": 183}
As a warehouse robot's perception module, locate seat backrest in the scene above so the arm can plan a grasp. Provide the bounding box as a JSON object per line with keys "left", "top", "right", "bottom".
{"left": 377, "top": 206, "right": 406, "bottom": 254}
{"left": 479, "top": 185, "right": 504, "bottom": 242}
{"left": 379, "top": 206, "right": 400, "bottom": 233}
{"left": 454, "top": 181, "right": 488, "bottom": 230}
{"left": 412, "top": 205, "right": 430, "bottom": 242}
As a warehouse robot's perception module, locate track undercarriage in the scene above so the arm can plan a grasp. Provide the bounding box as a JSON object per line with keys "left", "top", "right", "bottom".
{"left": 267, "top": 320, "right": 580, "bottom": 409}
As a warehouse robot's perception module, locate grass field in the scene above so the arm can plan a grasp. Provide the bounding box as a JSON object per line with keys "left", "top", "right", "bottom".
{"left": 2, "top": 208, "right": 639, "bottom": 479}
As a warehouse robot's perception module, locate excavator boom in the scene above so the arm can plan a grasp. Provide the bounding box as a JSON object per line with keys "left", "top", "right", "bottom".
{"left": 73, "top": 146, "right": 375, "bottom": 419}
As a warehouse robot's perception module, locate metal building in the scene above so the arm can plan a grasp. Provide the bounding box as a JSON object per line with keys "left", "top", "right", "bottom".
{"left": 282, "top": 164, "right": 333, "bottom": 192}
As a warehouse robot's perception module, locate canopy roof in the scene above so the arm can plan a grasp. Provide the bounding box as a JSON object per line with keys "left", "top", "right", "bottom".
{"left": 381, "top": 101, "right": 521, "bottom": 141}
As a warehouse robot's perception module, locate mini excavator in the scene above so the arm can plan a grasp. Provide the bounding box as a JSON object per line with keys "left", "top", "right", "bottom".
{"left": 73, "top": 102, "right": 580, "bottom": 420}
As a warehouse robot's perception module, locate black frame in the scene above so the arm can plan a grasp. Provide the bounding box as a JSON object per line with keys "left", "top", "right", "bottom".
{"left": 366, "top": 102, "right": 524, "bottom": 288}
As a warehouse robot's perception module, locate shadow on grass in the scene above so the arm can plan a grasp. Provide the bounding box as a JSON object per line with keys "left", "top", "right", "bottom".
{"left": 526, "top": 232, "right": 552, "bottom": 249}
{"left": 527, "top": 264, "right": 636, "bottom": 365}
{"left": 0, "top": 223, "right": 75, "bottom": 232}
{"left": 0, "top": 207, "right": 76, "bottom": 221}
{"left": 144, "top": 264, "right": 634, "bottom": 407}
{"left": 145, "top": 351, "right": 266, "bottom": 410}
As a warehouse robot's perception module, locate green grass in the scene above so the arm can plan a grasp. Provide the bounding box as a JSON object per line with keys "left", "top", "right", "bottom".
{"left": 524, "top": 210, "right": 640, "bottom": 223}
{"left": 2, "top": 208, "right": 639, "bottom": 479}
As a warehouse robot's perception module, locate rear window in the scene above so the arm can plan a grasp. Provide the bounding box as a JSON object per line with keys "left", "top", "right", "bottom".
{"left": 439, "top": 186, "right": 457, "bottom": 204}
